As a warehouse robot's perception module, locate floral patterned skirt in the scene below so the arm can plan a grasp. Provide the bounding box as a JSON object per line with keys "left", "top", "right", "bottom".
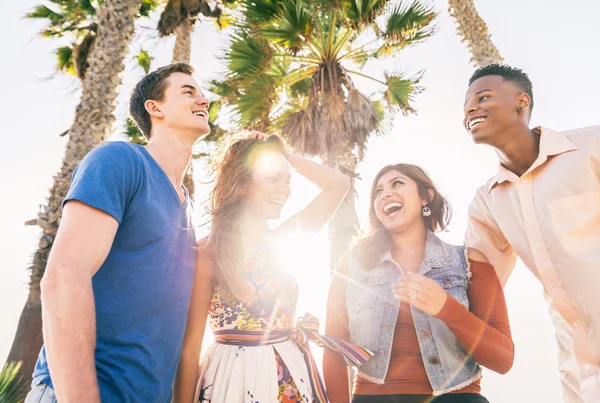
{"left": 196, "top": 340, "right": 316, "bottom": 403}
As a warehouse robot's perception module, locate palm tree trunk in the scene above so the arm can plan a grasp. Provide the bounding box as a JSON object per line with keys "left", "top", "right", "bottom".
{"left": 448, "top": 0, "right": 503, "bottom": 67}
{"left": 172, "top": 18, "right": 192, "bottom": 64}
{"left": 322, "top": 142, "right": 359, "bottom": 274}
{"left": 172, "top": 18, "right": 196, "bottom": 201}
{"left": 6, "top": 0, "right": 141, "bottom": 390}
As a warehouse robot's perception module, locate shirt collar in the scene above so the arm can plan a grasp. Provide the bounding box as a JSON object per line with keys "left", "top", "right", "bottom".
{"left": 487, "top": 126, "right": 578, "bottom": 192}
{"left": 376, "top": 231, "right": 451, "bottom": 270}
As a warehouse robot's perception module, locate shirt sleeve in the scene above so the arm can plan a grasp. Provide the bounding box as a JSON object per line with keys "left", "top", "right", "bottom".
{"left": 465, "top": 187, "right": 517, "bottom": 286}
{"left": 64, "top": 142, "right": 141, "bottom": 224}
{"left": 323, "top": 251, "right": 352, "bottom": 403}
{"left": 436, "top": 259, "right": 515, "bottom": 374}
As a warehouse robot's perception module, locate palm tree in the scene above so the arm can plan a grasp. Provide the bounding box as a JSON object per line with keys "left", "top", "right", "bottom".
{"left": 7, "top": 0, "right": 157, "bottom": 391}
{"left": 448, "top": 0, "right": 503, "bottom": 67}
{"left": 210, "top": 0, "right": 437, "bottom": 270}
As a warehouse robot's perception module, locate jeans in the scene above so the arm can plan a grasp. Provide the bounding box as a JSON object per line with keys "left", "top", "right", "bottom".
{"left": 352, "top": 394, "right": 490, "bottom": 403}
{"left": 24, "top": 383, "right": 57, "bottom": 403}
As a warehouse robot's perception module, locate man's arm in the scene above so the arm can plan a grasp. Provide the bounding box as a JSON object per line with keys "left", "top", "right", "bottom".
{"left": 41, "top": 201, "right": 119, "bottom": 402}
{"left": 466, "top": 188, "right": 517, "bottom": 286}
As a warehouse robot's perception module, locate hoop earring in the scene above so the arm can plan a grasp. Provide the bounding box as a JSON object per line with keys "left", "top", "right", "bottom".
{"left": 422, "top": 206, "right": 431, "bottom": 217}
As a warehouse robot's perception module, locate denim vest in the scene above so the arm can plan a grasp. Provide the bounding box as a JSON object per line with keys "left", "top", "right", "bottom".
{"left": 346, "top": 232, "right": 482, "bottom": 396}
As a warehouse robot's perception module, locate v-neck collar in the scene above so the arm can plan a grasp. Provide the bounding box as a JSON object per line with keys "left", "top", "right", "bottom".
{"left": 139, "top": 145, "right": 189, "bottom": 208}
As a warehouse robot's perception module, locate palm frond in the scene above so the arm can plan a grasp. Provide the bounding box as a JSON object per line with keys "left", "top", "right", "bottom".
{"left": 56, "top": 45, "right": 75, "bottom": 75}
{"left": 341, "top": 0, "right": 387, "bottom": 29}
{"left": 383, "top": 70, "right": 423, "bottom": 114}
{"left": 138, "top": 0, "right": 159, "bottom": 18}
{"left": 79, "top": 0, "right": 97, "bottom": 16}
{"left": 136, "top": 49, "right": 153, "bottom": 74}
{"left": 381, "top": 1, "right": 436, "bottom": 48}
{"left": 261, "top": 1, "right": 313, "bottom": 54}
{"left": 280, "top": 65, "right": 318, "bottom": 88}
{"left": 230, "top": 74, "right": 279, "bottom": 127}
{"left": 343, "top": 89, "right": 379, "bottom": 159}
{"left": 208, "top": 78, "right": 237, "bottom": 97}
{"left": 346, "top": 49, "right": 370, "bottom": 67}
{"left": 289, "top": 77, "right": 312, "bottom": 98}
{"left": 26, "top": 4, "right": 64, "bottom": 24}
{"left": 226, "top": 31, "right": 272, "bottom": 78}
{"left": 242, "top": 0, "right": 284, "bottom": 24}
{"left": 283, "top": 100, "right": 321, "bottom": 155}
{"left": 0, "top": 362, "right": 25, "bottom": 403}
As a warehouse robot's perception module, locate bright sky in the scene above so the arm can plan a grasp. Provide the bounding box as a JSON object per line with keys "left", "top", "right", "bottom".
{"left": 1, "top": 1, "right": 599, "bottom": 401}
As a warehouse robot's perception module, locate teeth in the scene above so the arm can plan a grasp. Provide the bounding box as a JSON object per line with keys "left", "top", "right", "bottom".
{"left": 270, "top": 200, "right": 284, "bottom": 206}
{"left": 193, "top": 111, "right": 206, "bottom": 117}
{"left": 469, "top": 117, "right": 486, "bottom": 129}
{"left": 383, "top": 202, "right": 402, "bottom": 214}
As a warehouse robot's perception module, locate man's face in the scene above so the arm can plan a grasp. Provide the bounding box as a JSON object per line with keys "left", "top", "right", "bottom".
{"left": 463, "top": 75, "right": 526, "bottom": 146}
{"left": 157, "top": 72, "right": 211, "bottom": 142}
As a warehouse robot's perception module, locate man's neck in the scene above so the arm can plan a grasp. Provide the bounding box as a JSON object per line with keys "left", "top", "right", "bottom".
{"left": 144, "top": 130, "right": 193, "bottom": 190}
{"left": 494, "top": 125, "right": 540, "bottom": 177}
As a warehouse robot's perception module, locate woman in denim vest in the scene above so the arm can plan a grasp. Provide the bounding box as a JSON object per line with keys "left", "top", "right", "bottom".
{"left": 324, "top": 164, "right": 514, "bottom": 403}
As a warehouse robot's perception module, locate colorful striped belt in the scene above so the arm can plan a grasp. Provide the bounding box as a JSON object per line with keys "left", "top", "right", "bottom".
{"left": 214, "top": 313, "right": 374, "bottom": 403}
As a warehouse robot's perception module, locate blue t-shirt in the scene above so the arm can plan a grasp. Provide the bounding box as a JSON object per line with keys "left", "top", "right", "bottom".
{"left": 32, "top": 142, "right": 197, "bottom": 402}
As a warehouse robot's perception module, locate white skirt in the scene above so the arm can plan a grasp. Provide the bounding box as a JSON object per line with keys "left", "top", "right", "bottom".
{"left": 195, "top": 340, "right": 316, "bottom": 403}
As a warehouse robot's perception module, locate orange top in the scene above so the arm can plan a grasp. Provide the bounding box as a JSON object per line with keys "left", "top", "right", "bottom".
{"left": 323, "top": 259, "right": 514, "bottom": 402}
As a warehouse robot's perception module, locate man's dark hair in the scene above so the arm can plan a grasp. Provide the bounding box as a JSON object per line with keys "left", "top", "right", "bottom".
{"left": 129, "top": 63, "right": 195, "bottom": 138}
{"left": 469, "top": 64, "right": 534, "bottom": 111}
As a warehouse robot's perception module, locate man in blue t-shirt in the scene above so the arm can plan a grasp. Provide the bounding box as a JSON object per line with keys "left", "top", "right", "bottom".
{"left": 25, "top": 63, "right": 210, "bottom": 403}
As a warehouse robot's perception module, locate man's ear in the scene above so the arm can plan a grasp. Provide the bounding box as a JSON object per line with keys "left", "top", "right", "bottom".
{"left": 145, "top": 99, "right": 163, "bottom": 119}
{"left": 517, "top": 92, "right": 531, "bottom": 111}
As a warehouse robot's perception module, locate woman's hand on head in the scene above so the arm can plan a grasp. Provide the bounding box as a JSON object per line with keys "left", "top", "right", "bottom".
{"left": 245, "top": 131, "right": 287, "bottom": 148}
{"left": 245, "top": 130, "right": 269, "bottom": 141}
{"left": 392, "top": 272, "right": 448, "bottom": 316}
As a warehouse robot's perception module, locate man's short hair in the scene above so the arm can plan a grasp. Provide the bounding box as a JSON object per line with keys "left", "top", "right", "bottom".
{"left": 469, "top": 64, "right": 534, "bottom": 111}
{"left": 129, "top": 63, "right": 195, "bottom": 138}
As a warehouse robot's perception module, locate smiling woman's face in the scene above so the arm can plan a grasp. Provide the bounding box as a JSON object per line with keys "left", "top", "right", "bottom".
{"left": 373, "top": 169, "right": 427, "bottom": 233}
{"left": 242, "top": 151, "right": 292, "bottom": 220}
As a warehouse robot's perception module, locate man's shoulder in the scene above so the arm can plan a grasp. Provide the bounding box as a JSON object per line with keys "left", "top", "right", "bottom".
{"left": 471, "top": 181, "right": 493, "bottom": 201}
{"left": 88, "top": 141, "right": 141, "bottom": 160}
{"left": 561, "top": 125, "right": 600, "bottom": 137}
{"left": 561, "top": 125, "right": 600, "bottom": 148}
{"left": 80, "top": 141, "right": 145, "bottom": 171}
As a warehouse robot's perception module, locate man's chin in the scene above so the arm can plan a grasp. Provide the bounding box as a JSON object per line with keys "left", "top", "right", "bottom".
{"left": 470, "top": 129, "right": 492, "bottom": 145}
{"left": 193, "top": 124, "right": 211, "bottom": 139}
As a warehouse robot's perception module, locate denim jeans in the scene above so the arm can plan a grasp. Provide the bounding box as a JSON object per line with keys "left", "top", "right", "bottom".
{"left": 24, "top": 383, "right": 57, "bottom": 403}
{"left": 352, "top": 394, "right": 490, "bottom": 403}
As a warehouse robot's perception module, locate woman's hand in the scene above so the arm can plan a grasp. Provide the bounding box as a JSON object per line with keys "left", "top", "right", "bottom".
{"left": 245, "top": 131, "right": 288, "bottom": 150}
{"left": 245, "top": 130, "right": 268, "bottom": 141}
{"left": 392, "top": 272, "right": 448, "bottom": 316}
